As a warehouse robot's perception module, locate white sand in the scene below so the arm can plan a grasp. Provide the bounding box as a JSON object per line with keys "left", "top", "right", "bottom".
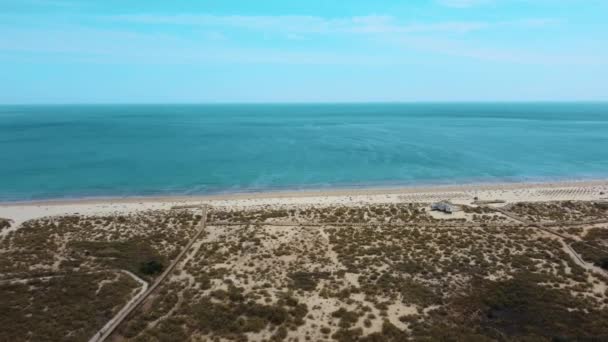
{"left": 1, "top": 180, "right": 607, "bottom": 236}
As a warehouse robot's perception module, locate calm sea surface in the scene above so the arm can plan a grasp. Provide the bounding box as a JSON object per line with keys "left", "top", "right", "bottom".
{"left": 1, "top": 103, "right": 607, "bottom": 201}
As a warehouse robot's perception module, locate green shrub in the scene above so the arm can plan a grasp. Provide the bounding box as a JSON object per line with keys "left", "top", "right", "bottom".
{"left": 0, "top": 218, "right": 10, "bottom": 230}
{"left": 288, "top": 271, "right": 330, "bottom": 291}
{"left": 139, "top": 260, "right": 164, "bottom": 275}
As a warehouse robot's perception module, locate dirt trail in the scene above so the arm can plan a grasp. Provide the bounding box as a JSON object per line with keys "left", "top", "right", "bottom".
{"left": 90, "top": 205, "right": 208, "bottom": 342}
{"left": 89, "top": 271, "right": 149, "bottom": 342}
{"left": 493, "top": 206, "right": 608, "bottom": 278}
{"left": 0, "top": 269, "right": 117, "bottom": 285}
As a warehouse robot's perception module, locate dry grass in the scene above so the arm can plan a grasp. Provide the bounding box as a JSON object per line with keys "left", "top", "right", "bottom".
{"left": 2, "top": 201, "right": 608, "bottom": 341}
{"left": 0, "top": 209, "right": 201, "bottom": 340}
{"left": 120, "top": 202, "right": 608, "bottom": 341}
{"left": 508, "top": 201, "right": 608, "bottom": 224}
{"left": 0, "top": 217, "right": 11, "bottom": 231}
{"left": 0, "top": 271, "right": 139, "bottom": 341}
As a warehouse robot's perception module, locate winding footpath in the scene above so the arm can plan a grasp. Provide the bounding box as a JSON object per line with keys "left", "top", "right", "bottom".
{"left": 493, "top": 206, "right": 608, "bottom": 278}
{"left": 89, "top": 271, "right": 149, "bottom": 342}
{"left": 90, "top": 205, "right": 208, "bottom": 342}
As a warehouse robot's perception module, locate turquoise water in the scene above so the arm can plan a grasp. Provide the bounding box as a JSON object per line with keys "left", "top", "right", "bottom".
{"left": 1, "top": 103, "right": 608, "bottom": 201}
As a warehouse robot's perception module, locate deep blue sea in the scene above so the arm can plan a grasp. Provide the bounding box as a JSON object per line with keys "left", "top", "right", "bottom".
{"left": 1, "top": 103, "right": 608, "bottom": 201}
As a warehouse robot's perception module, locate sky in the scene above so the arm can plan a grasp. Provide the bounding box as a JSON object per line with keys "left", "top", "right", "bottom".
{"left": 1, "top": 0, "right": 607, "bottom": 104}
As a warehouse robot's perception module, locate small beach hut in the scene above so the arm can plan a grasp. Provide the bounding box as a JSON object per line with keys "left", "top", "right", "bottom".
{"left": 431, "top": 201, "right": 458, "bottom": 214}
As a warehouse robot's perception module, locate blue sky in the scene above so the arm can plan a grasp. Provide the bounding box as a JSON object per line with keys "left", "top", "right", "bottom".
{"left": 1, "top": 0, "right": 607, "bottom": 103}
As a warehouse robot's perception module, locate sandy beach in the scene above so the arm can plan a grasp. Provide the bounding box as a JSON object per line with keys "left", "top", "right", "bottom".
{"left": 2, "top": 179, "right": 608, "bottom": 341}
{"left": 2, "top": 179, "right": 607, "bottom": 234}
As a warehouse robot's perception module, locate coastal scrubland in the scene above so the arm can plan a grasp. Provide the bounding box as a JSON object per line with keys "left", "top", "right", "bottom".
{"left": 120, "top": 201, "right": 608, "bottom": 341}
{"left": 1, "top": 199, "right": 607, "bottom": 341}
{"left": 0, "top": 210, "right": 200, "bottom": 340}
{"left": 0, "top": 217, "right": 11, "bottom": 231}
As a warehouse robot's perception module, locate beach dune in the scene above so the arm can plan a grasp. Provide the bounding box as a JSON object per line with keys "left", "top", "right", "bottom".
{"left": 2, "top": 180, "right": 607, "bottom": 235}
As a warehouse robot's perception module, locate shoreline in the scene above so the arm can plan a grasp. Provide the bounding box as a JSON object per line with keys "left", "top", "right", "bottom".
{"left": 1, "top": 178, "right": 607, "bottom": 236}
{"left": 2, "top": 178, "right": 608, "bottom": 207}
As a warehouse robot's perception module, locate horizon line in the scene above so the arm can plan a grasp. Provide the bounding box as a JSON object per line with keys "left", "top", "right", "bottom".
{"left": 2, "top": 100, "right": 608, "bottom": 106}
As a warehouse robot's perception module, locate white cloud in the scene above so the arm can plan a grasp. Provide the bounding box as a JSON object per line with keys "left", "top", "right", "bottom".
{"left": 0, "top": 12, "right": 574, "bottom": 67}
{"left": 113, "top": 14, "right": 477, "bottom": 34}
{"left": 111, "top": 13, "right": 556, "bottom": 36}
{"left": 396, "top": 35, "right": 606, "bottom": 65}
{"left": 3, "top": 0, "right": 82, "bottom": 8}
{"left": 0, "top": 26, "right": 405, "bottom": 66}
{"left": 437, "top": 0, "right": 494, "bottom": 8}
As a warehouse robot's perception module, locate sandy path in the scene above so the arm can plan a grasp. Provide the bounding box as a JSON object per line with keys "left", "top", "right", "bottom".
{"left": 89, "top": 270, "right": 149, "bottom": 342}
{"left": 0, "top": 269, "right": 116, "bottom": 285}
{"left": 90, "top": 205, "right": 208, "bottom": 342}
{"left": 494, "top": 206, "right": 608, "bottom": 278}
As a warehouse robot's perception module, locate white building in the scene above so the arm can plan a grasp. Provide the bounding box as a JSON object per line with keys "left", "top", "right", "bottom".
{"left": 431, "top": 201, "right": 458, "bottom": 214}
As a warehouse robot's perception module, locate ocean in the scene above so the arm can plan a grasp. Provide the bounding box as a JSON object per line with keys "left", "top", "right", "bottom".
{"left": 1, "top": 103, "right": 607, "bottom": 201}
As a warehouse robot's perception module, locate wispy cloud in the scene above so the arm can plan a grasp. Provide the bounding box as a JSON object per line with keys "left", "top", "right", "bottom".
{"left": 0, "top": 26, "right": 405, "bottom": 66}
{"left": 396, "top": 35, "right": 605, "bottom": 65}
{"left": 0, "top": 12, "right": 578, "bottom": 67}
{"left": 111, "top": 13, "right": 557, "bottom": 36}
{"left": 128, "top": 14, "right": 463, "bottom": 35}
{"left": 3, "top": 0, "right": 81, "bottom": 8}
{"left": 437, "top": 0, "right": 494, "bottom": 8}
